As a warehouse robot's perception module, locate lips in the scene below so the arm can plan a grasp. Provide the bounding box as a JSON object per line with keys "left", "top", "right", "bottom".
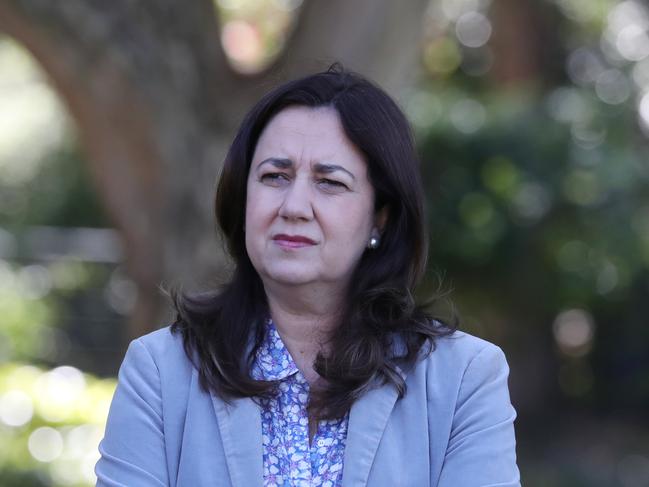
{"left": 272, "top": 234, "right": 316, "bottom": 248}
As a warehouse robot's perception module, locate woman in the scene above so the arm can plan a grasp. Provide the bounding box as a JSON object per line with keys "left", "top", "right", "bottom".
{"left": 96, "top": 66, "right": 520, "bottom": 487}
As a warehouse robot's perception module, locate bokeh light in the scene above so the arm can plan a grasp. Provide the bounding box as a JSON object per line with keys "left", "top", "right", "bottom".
{"left": 34, "top": 366, "right": 86, "bottom": 422}
{"left": 553, "top": 308, "right": 595, "bottom": 357}
{"left": 608, "top": 1, "right": 648, "bottom": 29}
{"left": 28, "top": 426, "right": 64, "bottom": 462}
{"left": 105, "top": 268, "right": 138, "bottom": 315}
{"left": 481, "top": 156, "right": 520, "bottom": 198}
{"left": 449, "top": 98, "right": 486, "bottom": 133}
{"left": 459, "top": 192, "right": 495, "bottom": 228}
{"left": 0, "top": 362, "right": 115, "bottom": 484}
{"left": 596, "top": 260, "right": 619, "bottom": 294}
{"left": 638, "top": 91, "right": 649, "bottom": 130}
{"left": 17, "top": 264, "right": 52, "bottom": 300}
{"left": 271, "top": 0, "right": 303, "bottom": 11}
{"left": 615, "top": 24, "right": 649, "bottom": 62}
{"left": 567, "top": 48, "right": 607, "bottom": 86}
{"left": 221, "top": 20, "right": 263, "bottom": 70}
{"left": 214, "top": 0, "right": 301, "bottom": 73}
{"left": 440, "top": 0, "right": 483, "bottom": 21}
{"left": 404, "top": 91, "right": 443, "bottom": 131}
{"left": 423, "top": 37, "right": 463, "bottom": 76}
{"left": 455, "top": 12, "right": 492, "bottom": 48}
{"left": 571, "top": 122, "right": 607, "bottom": 149}
{"left": 595, "top": 69, "right": 632, "bottom": 105}
{"left": 0, "top": 389, "right": 33, "bottom": 427}
{"left": 546, "top": 87, "right": 592, "bottom": 125}
{"left": 0, "top": 41, "right": 69, "bottom": 188}
{"left": 511, "top": 183, "right": 552, "bottom": 224}
{"left": 562, "top": 169, "right": 604, "bottom": 207}
{"left": 631, "top": 58, "right": 649, "bottom": 88}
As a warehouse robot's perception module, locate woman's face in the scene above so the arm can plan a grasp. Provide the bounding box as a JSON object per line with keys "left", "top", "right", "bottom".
{"left": 245, "top": 105, "right": 382, "bottom": 292}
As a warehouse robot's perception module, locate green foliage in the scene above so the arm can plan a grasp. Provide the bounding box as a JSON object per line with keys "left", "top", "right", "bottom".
{"left": 0, "top": 258, "right": 117, "bottom": 486}
{"left": 0, "top": 38, "right": 119, "bottom": 487}
{"left": 0, "top": 142, "right": 109, "bottom": 229}
{"left": 412, "top": 1, "right": 649, "bottom": 482}
{"left": 411, "top": 1, "right": 649, "bottom": 418}
{"left": 0, "top": 273, "right": 53, "bottom": 362}
{"left": 0, "top": 260, "right": 113, "bottom": 364}
{"left": 418, "top": 86, "right": 648, "bottom": 304}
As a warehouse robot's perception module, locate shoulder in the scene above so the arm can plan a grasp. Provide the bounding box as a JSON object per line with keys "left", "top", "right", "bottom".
{"left": 406, "top": 330, "right": 511, "bottom": 402}
{"left": 426, "top": 330, "right": 507, "bottom": 370}
{"left": 118, "top": 325, "right": 194, "bottom": 390}
{"left": 97, "top": 326, "right": 204, "bottom": 486}
{"left": 132, "top": 325, "right": 185, "bottom": 360}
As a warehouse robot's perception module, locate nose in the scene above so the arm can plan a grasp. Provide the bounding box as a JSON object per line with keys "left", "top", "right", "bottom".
{"left": 278, "top": 177, "right": 314, "bottom": 221}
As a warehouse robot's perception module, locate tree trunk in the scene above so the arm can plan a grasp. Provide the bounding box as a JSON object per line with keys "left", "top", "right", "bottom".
{"left": 0, "top": 0, "right": 431, "bottom": 339}
{"left": 488, "top": 0, "right": 564, "bottom": 87}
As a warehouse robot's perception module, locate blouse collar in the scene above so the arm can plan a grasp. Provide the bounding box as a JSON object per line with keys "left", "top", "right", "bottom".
{"left": 250, "top": 319, "right": 300, "bottom": 382}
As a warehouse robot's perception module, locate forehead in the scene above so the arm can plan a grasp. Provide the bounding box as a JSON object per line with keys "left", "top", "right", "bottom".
{"left": 260, "top": 105, "right": 343, "bottom": 138}
{"left": 252, "top": 106, "right": 367, "bottom": 170}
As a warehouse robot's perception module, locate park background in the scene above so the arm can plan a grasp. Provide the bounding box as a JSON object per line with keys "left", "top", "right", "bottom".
{"left": 0, "top": 0, "right": 648, "bottom": 485}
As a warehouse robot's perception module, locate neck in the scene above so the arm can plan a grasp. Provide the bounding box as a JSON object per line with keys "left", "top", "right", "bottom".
{"left": 263, "top": 281, "right": 346, "bottom": 384}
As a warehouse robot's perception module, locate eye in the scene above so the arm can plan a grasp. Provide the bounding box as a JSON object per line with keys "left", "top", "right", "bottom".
{"left": 317, "top": 178, "right": 348, "bottom": 191}
{"left": 260, "top": 172, "right": 289, "bottom": 186}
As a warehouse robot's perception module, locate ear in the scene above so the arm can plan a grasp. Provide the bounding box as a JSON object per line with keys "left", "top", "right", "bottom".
{"left": 374, "top": 205, "right": 389, "bottom": 235}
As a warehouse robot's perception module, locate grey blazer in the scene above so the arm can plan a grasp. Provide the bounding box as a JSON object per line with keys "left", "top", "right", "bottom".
{"left": 95, "top": 327, "right": 520, "bottom": 486}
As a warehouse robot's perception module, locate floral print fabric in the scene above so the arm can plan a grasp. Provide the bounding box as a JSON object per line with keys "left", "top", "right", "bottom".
{"left": 251, "top": 319, "right": 348, "bottom": 487}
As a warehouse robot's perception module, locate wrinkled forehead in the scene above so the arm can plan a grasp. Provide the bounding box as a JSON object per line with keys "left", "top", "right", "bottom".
{"left": 251, "top": 105, "right": 367, "bottom": 173}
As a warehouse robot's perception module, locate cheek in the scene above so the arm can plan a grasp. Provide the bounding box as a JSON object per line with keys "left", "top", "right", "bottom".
{"left": 244, "top": 202, "right": 264, "bottom": 242}
{"left": 244, "top": 201, "right": 265, "bottom": 269}
{"left": 244, "top": 188, "right": 276, "bottom": 253}
{"left": 244, "top": 198, "right": 263, "bottom": 258}
{"left": 329, "top": 206, "right": 374, "bottom": 247}
{"left": 244, "top": 182, "right": 263, "bottom": 232}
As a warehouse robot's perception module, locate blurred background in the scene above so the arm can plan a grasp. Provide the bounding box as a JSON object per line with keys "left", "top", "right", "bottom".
{"left": 0, "top": 0, "right": 648, "bottom": 485}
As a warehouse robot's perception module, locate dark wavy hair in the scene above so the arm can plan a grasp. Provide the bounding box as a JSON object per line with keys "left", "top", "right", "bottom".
{"left": 170, "top": 65, "right": 456, "bottom": 420}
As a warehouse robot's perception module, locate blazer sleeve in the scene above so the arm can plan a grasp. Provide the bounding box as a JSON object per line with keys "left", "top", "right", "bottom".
{"left": 95, "top": 339, "right": 169, "bottom": 487}
{"left": 437, "top": 344, "right": 521, "bottom": 487}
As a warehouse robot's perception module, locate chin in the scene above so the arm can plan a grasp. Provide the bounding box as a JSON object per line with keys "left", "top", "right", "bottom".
{"left": 267, "top": 273, "right": 317, "bottom": 286}
{"left": 262, "top": 265, "right": 321, "bottom": 286}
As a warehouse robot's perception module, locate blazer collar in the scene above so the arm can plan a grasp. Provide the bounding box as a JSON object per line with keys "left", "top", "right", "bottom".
{"left": 211, "top": 395, "right": 263, "bottom": 487}
{"left": 211, "top": 382, "right": 402, "bottom": 487}
{"left": 211, "top": 334, "right": 407, "bottom": 487}
{"left": 342, "top": 367, "right": 404, "bottom": 487}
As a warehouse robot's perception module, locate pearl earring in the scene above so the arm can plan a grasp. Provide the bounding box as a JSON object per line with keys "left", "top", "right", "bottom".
{"left": 368, "top": 236, "right": 380, "bottom": 249}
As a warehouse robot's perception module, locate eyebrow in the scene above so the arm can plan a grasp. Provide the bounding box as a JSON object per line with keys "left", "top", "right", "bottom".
{"left": 313, "top": 162, "right": 356, "bottom": 181}
{"left": 256, "top": 158, "right": 356, "bottom": 180}
{"left": 257, "top": 157, "right": 292, "bottom": 170}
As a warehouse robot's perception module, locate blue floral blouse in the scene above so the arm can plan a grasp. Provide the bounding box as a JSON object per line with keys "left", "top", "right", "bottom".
{"left": 250, "top": 319, "right": 348, "bottom": 487}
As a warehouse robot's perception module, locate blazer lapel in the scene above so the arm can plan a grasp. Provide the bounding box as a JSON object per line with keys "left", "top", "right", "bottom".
{"left": 211, "top": 395, "right": 263, "bottom": 487}
{"left": 341, "top": 383, "right": 400, "bottom": 487}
